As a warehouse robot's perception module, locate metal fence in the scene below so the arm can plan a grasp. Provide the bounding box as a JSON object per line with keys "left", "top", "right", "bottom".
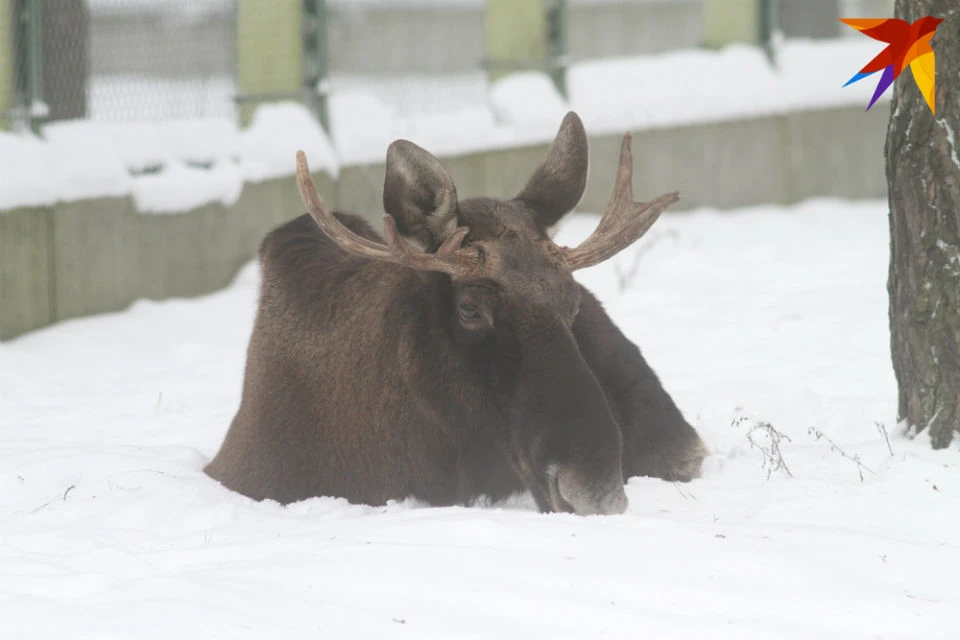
{"left": 2, "top": 0, "right": 237, "bottom": 127}
{"left": 0, "top": 0, "right": 889, "bottom": 134}
{"left": 88, "top": 0, "right": 235, "bottom": 121}
{"left": 1, "top": 0, "right": 500, "bottom": 131}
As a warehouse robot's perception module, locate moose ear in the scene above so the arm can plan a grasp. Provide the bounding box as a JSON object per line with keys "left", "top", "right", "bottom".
{"left": 515, "top": 111, "right": 589, "bottom": 231}
{"left": 383, "top": 140, "right": 459, "bottom": 251}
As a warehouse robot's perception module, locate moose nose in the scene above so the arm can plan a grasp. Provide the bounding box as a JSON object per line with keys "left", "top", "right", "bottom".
{"left": 603, "top": 487, "right": 629, "bottom": 515}
{"left": 557, "top": 469, "right": 629, "bottom": 516}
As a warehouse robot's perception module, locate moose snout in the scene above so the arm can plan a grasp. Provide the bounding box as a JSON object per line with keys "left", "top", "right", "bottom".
{"left": 555, "top": 467, "right": 628, "bottom": 516}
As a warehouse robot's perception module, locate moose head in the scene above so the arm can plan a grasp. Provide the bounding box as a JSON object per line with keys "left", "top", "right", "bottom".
{"left": 206, "top": 112, "right": 699, "bottom": 515}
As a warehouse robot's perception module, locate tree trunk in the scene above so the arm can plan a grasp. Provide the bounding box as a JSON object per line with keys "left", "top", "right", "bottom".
{"left": 887, "top": 0, "right": 960, "bottom": 448}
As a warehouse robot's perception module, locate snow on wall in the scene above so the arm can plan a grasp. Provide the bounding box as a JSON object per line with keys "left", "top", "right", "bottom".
{"left": 0, "top": 38, "right": 886, "bottom": 214}
{"left": 240, "top": 102, "right": 340, "bottom": 183}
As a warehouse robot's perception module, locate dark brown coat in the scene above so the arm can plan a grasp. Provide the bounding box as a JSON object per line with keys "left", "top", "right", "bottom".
{"left": 205, "top": 112, "right": 707, "bottom": 514}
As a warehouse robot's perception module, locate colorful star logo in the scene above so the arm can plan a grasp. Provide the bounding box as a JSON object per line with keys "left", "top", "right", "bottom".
{"left": 840, "top": 16, "right": 943, "bottom": 114}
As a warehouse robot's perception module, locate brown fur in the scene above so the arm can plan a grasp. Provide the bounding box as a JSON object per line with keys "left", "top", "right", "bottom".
{"left": 205, "top": 112, "right": 707, "bottom": 514}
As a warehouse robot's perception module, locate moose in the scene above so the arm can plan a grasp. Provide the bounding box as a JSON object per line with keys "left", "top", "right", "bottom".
{"left": 205, "top": 112, "right": 707, "bottom": 515}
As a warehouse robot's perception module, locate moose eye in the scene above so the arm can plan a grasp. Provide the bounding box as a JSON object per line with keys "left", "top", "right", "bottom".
{"left": 457, "top": 301, "right": 489, "bottom": 330}
{"left": 459, "top": 303, "right": 480, "bottom": 320}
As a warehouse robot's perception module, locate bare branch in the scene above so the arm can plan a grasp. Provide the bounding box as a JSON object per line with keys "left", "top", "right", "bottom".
{"left": 808, "top": 426, "right": 875, "bottom": 482}
{"left": 732, "top": 416, "right": 793, "bottom": 480}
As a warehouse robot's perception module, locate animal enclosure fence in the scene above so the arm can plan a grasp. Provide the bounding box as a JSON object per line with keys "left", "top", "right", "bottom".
{"left": 0, "top": 0, "right": 549, "bottom": 131}
{"left": 0, "top": 0, "right": 894, "bottom": 342}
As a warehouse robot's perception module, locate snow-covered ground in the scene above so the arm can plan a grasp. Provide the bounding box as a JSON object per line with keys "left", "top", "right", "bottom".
{"left": 2, "top": 198, "right": 957, "bottom": 638}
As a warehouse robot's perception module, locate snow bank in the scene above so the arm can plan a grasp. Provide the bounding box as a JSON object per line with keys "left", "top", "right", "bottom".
{"left": 0, "top": 103, "right": 332, "bottom": 214}
{"left": 331, "top": 37, "right": 888, "bottom": 161}
{"left": 489, "top": 71, "right": 570, "bottom": 140}
{"left": 241, "top": 102, "right": 340, "bottom": 181}
{"left": 131, "top": 163, "right": 244, "bottom": 214}
{"left": 567, "top": 38, "right": 886, "bottom": 134}
{"left": 2, "top": 199, "right": 958, "bottom": 638}
{"left": 0, "top": 38, "right": 889, "bottom": 213}
{"left": 329, "top": 91, "right": 508, "bottom": 165}
{"left": 0, "top": 131, "right": 56, "bottom": 208}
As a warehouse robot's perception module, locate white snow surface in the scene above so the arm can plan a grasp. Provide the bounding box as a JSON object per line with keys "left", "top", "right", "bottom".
{"left": 2, "top": 198, "right": 958, "bottom": 638}
{"left": 1, "top": 38, "right": 887, "bottom": 213}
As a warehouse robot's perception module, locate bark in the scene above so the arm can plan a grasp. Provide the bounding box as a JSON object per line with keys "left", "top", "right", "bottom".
{"left": 887, "top": 0, "right": 960, "bottom": 448}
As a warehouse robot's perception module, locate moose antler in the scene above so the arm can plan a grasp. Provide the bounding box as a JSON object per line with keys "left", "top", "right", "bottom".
{"left": 296, "top": 151, "right": 485, "bottom": 279}
{"left": 559, "top": 133, "right": 680, "bottom": 271}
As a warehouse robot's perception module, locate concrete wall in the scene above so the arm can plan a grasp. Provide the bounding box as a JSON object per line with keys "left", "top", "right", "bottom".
{"left": 1, "top": 104, "right": 887, "bottom": 341}
{"left": 0, "top": 206, "right": 52, "bottom": 339}
{"left": 0, "top": 172, "right": 329, "bottom": 341}
{"left": 338, "top": 104, "right": 889, "bottom": 218}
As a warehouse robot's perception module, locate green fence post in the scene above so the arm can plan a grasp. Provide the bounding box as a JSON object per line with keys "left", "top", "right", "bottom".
{"left": 0, "top": 0, "right": 14, "bottom": 129}
{"left": 235, "top": 0, "right": 303, "bottom": 127}
{"left": 703, "top": 0, "right": 760, "bottom": 48}
{"left": 26, "top": 0, "right": 41, "bottom": 132}
{"left": 758, "top": 0, "right": 781, "bottom": 65}
{"left": 0, "top": 0, "right": 11, "bottom": 130}
{"left": 484, "top": 0, "right": 548, "bottom": 84}
{"left": 545, "top": 0, "right": 568, "bottom": 98}
{"left": 303, "top": 0, "right": 329, "bottom": 133}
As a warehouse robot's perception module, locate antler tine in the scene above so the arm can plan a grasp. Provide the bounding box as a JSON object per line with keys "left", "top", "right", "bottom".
{"left": 297, "top": 151, "right": 395, "bottom": 261}
{"left": 594, "top": 133, "right": 636, "bottom": 238}
{"left": 381, "top": 214, "right": 473, "bottom": 276}
{"left": 296, "top": 150, "right": 484, "bottom": 278}
{"left": 559, "top": 134, "right": 680, "bottom": 272}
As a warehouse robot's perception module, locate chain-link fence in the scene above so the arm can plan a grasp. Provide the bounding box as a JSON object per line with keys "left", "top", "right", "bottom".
{"left": 2, "top": 0, "right": 237, "bottom": 128}
{"left": 1, "top": 0, "right": 510, "bottom": 131}
{"left": 0, "top": 1, "right": 891, "bottom": 134}
{"left": 88, "top": 0, "right": 235, "bottom": 121}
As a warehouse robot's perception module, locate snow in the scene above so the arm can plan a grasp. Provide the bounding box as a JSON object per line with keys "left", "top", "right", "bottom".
{"left": 0, "top": 103, "right": 331, "bottom": 214}
{"left": 330, "top": 93, "right": 507, "bottom": 165}
{"left": 0, "top": 131, "right": 56, "bottom": 209}
{"left": 3, "top": 198, "right": 959, "bottom": 638}
{"left": 0, "top": 37, "right": 896, "bottom": 212}
{"left": 131, "top": 163, "right": 244, "bottom": 214}
{"left": 568, "top": 38, "right": 887, "bottom": 135}
{"left": 240, "top": 102, "right": 340, "bottom": 181}
{"left": 489, "top": 72, "right": 570, "bottom": 140}
{"left": 41, "top": 122, "right": 134, "bottom": 203}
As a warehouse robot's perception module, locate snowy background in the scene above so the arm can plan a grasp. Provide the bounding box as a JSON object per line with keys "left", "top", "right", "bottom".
{"left": 3, "top": 198, "right": 959, "bottom": 638}
{"left": 3, "top": 1, "right": 958, "bottom": 635}
{"left": 0, "top": 38, "right": 888, "bottom": 214}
